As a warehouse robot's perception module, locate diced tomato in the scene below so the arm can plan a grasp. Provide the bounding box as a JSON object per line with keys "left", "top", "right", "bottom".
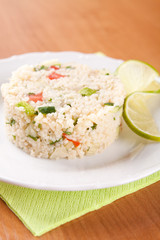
{"left": 62, "top": 133, "right": 80, "bottom": 147}
{"left": 28, "top": 92, "right": 43, "bottom": 103}
{"left": 50, "top": 65, "right": 60, "bottom": 70}
{"left": 48, "top": 72, "right": 65, "bottom": 80}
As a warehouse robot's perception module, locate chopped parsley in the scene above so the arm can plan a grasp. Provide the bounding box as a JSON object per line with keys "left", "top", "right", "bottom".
{"left": 6, "top": 118, "right": 16, "bottom": 126}
{"left": 105, "top": 73, "right": 110, "bottom": 75}
{"left": 27, "top": 135, "right": 39, "bottom": 141}
{"left": 48, "top": 98, "right": 52, "bottom": 102}
{"left": 66, "top": 66, "right": 75, "bottom": 69}
{"left": 87, "top": 147, "right": 90, "bottom": 152}
{"left": 91, "top": 123, "right": 97, "bottom": 130}
{"left": 63, "top": 131, "right": 72, "bottom": 135}
{"left": 34, "top": 111, "right": 39, "bottom": 115}
{"left": 73, "top": 118, "right": 78, "bottom": 126}
{"left": 67, "top": 104, "right": 71, "bottom": 107}
{"left": 33, "top": 121, "right": 36, "bottom": 124}
{"left": 66, "top": 66, "right": 72, "bottom": 69}
{"left": 50, "top": 138, "right": 62, "bottom": 145}
{"left": 38, "top": 123, "right": 42, "bottom": 129}
{"left": 104, "top": 102, "right": 114, "bottom": 106}
{"left": 79, "top": 87, "right": 98, "bottom": 96}
{"left": 34, "top": 65, "right": 48, "bottom": 71}
{"left": 113, "top": 117, "right": 116, "bottom": 120}
{"left": 13, "top": 135, "right": 16, "bottom": 140}
{"left": 38, "top": 106, "right": 56, "bottom": 114}
{"left": 28, "top": 92, "right": 35, "bottom": 96}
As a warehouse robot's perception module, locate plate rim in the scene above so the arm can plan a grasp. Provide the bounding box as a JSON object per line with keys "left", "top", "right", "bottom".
{"left": 0, "top": 166, "right": 159, "bottom": 191}
{"left": 0, "top": 51, "right": 160, "bottom": 191}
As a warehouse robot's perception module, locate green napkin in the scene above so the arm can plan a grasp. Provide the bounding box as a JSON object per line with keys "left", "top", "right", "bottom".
{"left": 0, "top": 171, "right": 160, "bottom": 236}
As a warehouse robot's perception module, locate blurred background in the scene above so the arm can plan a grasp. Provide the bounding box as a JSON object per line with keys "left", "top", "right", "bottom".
{"left": 0, "top": 0, "right": 160, "bottom": 70}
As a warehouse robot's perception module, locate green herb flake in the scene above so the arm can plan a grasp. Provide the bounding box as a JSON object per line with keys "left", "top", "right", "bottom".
{"left": 6, "top": 118, "right": 16, "bottom": 126}
{"left": 48, "top": 98, "right": 52, "bottom": 102}
{"left": 105, "top": 73, "right": 110, "bottom": 75}
{"left": 91, "top": 123, "right": 97, "bottom": 130}
{"left": 50, "top": 138, "right": 62, "bottom": 145}
{"left": 16, "top": 101, "right": 35, "bottom": 116}
{"left": 33, "top": 121, "right": 36, "bottom": 124}
{"left": 27, "top": 135, "right": 39, "bottom": 141}
{"left": 66, "top": 66, "right": 72, "bottom": 69}
{"left": 38, "top": 123, "right": 42, "bottom": 129}
{"left": 73, "top": 118, "right": 78, "bottom": 126}
{"left": 34, "top": 65, "right": 48, "bottom": 71}
{"left": 67, "top": 104, "right": 71, "bottom": 107}
{"left": 13, "top": 135, "right": 16, "bottom": 140}
{"left": 66, "top": 66, "right": 75, "bottom": 69}
{"left": 40, "top": 65, "right": 46, "bottom": 70}
{"left": 113, "top": 117, "right": 116, "bottom": 120}
{"left": 54, "top": 63, "right": 61, "bottom": 67}
{"left": 63, "top": 131, "right": 72, "bottom": 135}
{"left": 10, "top": 118, "right": 16, "bottom": 126}
{"left": 34, "top": 111, "right": 38, "bottom": 115}
{"left": 38, "top": 106, "right": 56, "bottom": 114}
{"left": 87, "top": 147, "right": 90, "bottom": 152}
{"left": 104, "top": 102, "right": 114, "bottom": 106}
{"left": 79, "top": 87, "right": 98, "bottom": 96}
{"left": 109, "top": 106, "right": 122, "bottom": 113}
{"left": 28, "top": 92, "right": 35, "bottom": 96}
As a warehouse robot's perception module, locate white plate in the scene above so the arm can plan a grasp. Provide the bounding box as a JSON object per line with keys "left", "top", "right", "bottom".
{"left": 0, "top": 51, "right": 160, "bottom": 191}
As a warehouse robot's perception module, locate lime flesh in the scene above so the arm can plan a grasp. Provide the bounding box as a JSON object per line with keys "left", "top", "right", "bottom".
{"left": 115, "top": 60, "right": 160, "bottom": 94}
{"left": 123, "top": 90, "right": 160, "bottom": 141}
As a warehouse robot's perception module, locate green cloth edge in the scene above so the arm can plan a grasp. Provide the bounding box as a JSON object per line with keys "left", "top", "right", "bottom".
{"left": 0, "top": 171, "right": 160, "bottom": 236}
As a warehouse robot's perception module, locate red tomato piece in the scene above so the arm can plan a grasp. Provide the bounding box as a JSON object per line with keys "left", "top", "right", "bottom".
{"left": 50, "top": 65, "right": 60, "bottom": 70}
{"left": 48, "top": 72, "right": 65, "bottom": 80}
{"left": 62, "top": 133, "right": 80, "bottom": 147}
{"left": 28, "top": 92, "right": 43, "bottom": 102}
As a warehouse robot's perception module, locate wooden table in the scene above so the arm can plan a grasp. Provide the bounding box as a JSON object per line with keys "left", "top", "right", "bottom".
{"left": 0, "top": 0, "right": 160, "bottom": 239}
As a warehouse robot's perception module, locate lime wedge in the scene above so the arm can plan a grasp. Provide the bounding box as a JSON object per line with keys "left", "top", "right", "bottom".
{"left": 123, "top": 90, "right": 160, "bottom": 141}
{"left": 115, "top": 60, "right": 160, "bottom": 94}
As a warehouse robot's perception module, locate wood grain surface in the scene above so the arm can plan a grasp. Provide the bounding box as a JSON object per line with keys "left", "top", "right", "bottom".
{"left": 0, "top": 0, "right": 160, "bottom": 239}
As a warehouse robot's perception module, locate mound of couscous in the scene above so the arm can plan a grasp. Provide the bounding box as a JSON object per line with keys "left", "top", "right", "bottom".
{"left": 1, "top": 61, "right": 125, "bottom": 159}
